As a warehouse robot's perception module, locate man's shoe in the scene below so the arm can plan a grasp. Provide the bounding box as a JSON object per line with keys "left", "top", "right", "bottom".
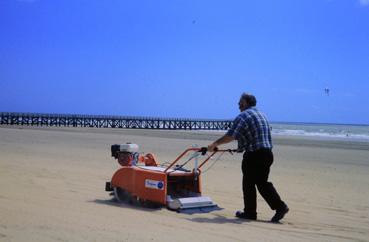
{"left": 235, "top": 211, "right": 257, "bottom": 220}
{"left": 271, "top": 204, "right": 289, "bottom": 222}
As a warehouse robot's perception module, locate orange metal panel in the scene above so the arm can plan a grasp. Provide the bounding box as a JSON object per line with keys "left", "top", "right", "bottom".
{"left": 111, "top": 167, "right": 167, "bottom": 205}
{"left": 111, "top": 167, "right": 134, "bottom": 193}
{"left": 132, "top": 167, "right": 167, "bottom": 204}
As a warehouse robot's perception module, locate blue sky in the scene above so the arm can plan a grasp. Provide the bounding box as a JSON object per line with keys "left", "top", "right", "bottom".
{"left": 1, "top": 0, "right": 368, "bottom": 124}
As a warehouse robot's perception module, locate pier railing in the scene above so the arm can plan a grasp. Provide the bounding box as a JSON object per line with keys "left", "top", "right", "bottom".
{"left": 0, "top": 112, "right": 232, "bottom": 130}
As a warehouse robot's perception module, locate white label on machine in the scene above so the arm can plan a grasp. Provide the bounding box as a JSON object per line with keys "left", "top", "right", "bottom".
{"left": 145, "top": 179, "right": 164, "bottom": 190}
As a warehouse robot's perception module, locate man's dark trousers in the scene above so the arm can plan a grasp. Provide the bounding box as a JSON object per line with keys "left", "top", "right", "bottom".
{"left": 242, "top": 148, "right": 284, "bottom": 216}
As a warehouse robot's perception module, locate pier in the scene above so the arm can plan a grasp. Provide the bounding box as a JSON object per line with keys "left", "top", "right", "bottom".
{"left": 0, "top": 112, "right": 232, "bottom": 130}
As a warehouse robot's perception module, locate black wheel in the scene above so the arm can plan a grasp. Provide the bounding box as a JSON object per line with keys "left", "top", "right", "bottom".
{"left": 113, "top": 187, "right": 129, "bottom": 203}
{"left": 142, "top": 199, "right": 161, "bottom": 209}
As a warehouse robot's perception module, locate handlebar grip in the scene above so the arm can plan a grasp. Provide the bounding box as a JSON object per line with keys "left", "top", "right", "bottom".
{"left": 200, "top": 147, "right": 207, "bottom": 155}
{"left": 199, "top": 146, "right": 218, "bottom": 155}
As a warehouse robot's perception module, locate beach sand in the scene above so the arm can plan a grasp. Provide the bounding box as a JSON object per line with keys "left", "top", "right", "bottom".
{"left": 1, "top": 126, "right": 369, "bottom": 242}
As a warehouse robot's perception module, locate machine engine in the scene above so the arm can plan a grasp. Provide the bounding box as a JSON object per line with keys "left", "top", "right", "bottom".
{"left": 111, "top": 143, "right": 157, "bottom": 167}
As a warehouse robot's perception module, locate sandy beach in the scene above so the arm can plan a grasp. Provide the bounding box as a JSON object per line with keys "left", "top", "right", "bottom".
{"left": 1, "top": 126, "right": 369, "bottom": 242}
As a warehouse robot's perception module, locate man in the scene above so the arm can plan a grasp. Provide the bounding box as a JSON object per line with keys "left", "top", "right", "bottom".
{"left": 207, "top": 93, "right": 289, "bottom": 222}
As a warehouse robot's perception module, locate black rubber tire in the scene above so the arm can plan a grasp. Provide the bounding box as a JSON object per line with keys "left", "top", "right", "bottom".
{"left": 113, "top": 187, "right": 161, "bottom": 209}
{"left": 143, "top": 200, "right": 161, "bottom": 209}
{"left": 113, "top": 187, "right": 129, "bottom": 203}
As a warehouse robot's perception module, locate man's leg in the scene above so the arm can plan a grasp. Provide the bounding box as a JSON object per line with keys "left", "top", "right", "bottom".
{"left": 239, "top": 153, "right": 257, "bottom": 218}
{"left": 254, "top": 149, "right": 288, "bottom": 222}
{"left": 254, "top": 150, "right": 283, "bottom": 209}
{"left": 242, "top": 173, "right": 257, "bottom": 216}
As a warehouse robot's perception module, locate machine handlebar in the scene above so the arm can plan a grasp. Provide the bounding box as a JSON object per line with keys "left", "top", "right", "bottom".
{"left": 164, "top": 147, "right": 240, "bottom": 173}
{"left": 199, "top": 147, "right": 239, "bottom": 155}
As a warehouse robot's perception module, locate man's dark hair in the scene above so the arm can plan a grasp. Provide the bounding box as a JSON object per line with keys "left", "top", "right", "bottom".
{"left": 241, "top": 93, "right": 257, "bottom": 107}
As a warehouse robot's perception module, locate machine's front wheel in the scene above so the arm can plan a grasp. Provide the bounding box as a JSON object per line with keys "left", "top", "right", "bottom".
{"left": 113, "top": 187, "right": 129, "bottom": 203}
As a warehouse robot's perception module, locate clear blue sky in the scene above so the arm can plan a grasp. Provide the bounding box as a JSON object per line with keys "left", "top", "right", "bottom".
{"left": 1, "top": 0, "right": 369, "bottom": 124}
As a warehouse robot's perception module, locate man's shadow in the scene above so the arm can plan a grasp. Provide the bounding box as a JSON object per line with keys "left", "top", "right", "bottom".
{"left": 186, "top": 214, "right": 278, "bottom": 225}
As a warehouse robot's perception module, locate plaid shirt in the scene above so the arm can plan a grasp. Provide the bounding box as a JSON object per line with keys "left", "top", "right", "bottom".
{"left": 226, "top": 107, "right": 272, "bottom": 152}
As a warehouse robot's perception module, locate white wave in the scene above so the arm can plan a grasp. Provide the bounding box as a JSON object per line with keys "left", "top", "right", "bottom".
{"left": 272, "top": 129, "right": 369, "bottom": 141}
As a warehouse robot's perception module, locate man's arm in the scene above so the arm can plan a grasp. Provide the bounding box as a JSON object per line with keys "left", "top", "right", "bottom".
{"left": 208, "top": 135, "right": 235, "bottom": 152}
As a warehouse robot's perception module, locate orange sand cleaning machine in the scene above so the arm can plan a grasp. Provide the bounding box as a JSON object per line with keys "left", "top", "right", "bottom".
{"left": 105, "top": 143, "right": 234, "bottom": 212}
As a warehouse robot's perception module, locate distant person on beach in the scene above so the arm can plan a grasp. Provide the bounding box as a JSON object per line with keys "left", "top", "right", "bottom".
{"left": 207, "top": 93, "right": 289, "bottom": 222}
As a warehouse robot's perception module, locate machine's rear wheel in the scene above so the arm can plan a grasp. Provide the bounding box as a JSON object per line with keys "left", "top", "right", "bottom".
{"left": 113, "top": 187, "right": 161, "bottom": 208}
{"left": 113, "top": 187, "right": 129, "bottom": 203}
{"left": 139, "top": 199, "right": 161, "bottom": 209}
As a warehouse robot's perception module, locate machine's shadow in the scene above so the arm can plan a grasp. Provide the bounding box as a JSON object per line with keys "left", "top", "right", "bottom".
{"left": 91, "top": 198, "right": 163, "bottom": 212}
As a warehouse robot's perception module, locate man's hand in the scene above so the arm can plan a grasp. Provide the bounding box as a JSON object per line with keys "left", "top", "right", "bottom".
{"left": 207, "top": 134, "right": 235, "bottom": 152}
{"left": 207, "top": 143, "right": 218, "bottom": 152}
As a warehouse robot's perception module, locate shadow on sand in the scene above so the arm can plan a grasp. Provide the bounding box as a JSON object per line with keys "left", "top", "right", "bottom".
{"left": 91, "top": 198, "right": 283, "bottom": 225}
{"left": 91, "top": 198, "right": 163, "bottom": 212}
{"left": 186, "top": 214, "right": 281, "bottom": 225}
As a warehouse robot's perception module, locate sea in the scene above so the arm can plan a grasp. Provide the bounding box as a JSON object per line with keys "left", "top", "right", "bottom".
{"left": 270, "top": 122, "right": 369, "bottom": 142}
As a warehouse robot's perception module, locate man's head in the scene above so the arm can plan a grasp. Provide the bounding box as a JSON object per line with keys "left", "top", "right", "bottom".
{"left": 238, "top": 93, "right": 257, "bottom": 112}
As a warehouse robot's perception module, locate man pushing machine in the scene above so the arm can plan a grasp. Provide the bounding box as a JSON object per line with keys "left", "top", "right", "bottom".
{"left": 207, "top": 93, "right": 289, "bottom": 222}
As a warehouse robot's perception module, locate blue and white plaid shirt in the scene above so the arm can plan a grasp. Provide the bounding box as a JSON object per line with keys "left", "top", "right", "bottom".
{"left": 226, "top": 107, "right": 273, "bottom": 152}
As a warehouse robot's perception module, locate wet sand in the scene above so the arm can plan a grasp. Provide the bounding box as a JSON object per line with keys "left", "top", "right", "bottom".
{"left": 1, "top": 126, "right": 369, "bottom": 241}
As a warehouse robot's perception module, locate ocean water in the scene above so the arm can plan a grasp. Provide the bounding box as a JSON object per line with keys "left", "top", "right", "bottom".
{"left": 270, "top": 122, "right": 369, "bottom": 141}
